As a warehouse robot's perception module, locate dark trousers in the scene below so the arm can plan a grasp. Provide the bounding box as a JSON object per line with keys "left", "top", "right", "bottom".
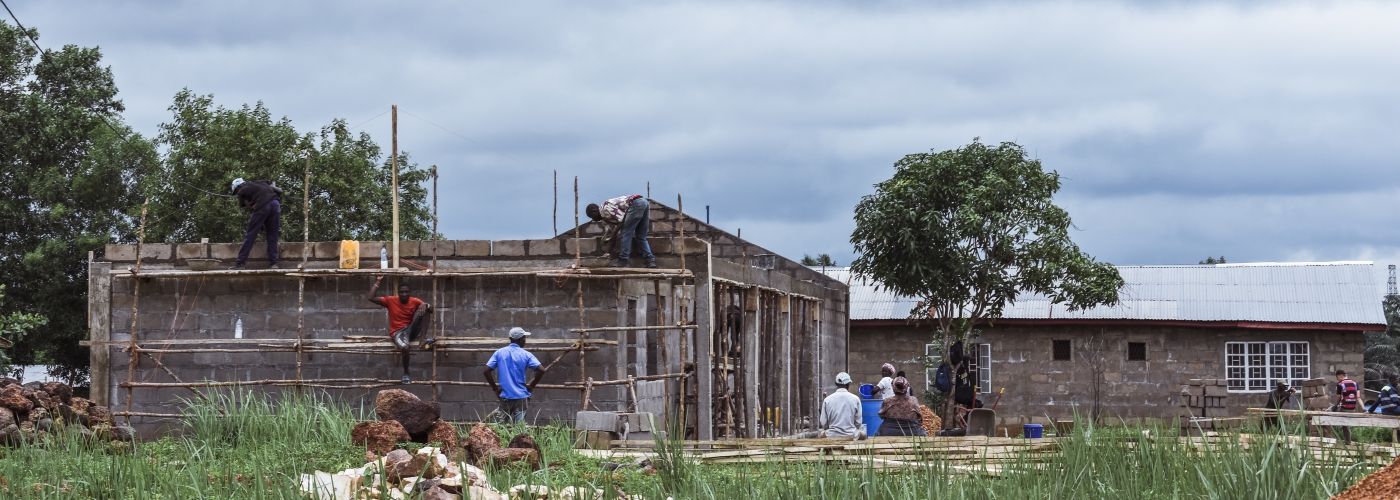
{"left": 237, "top": 199, "right": 281, "bottom": 265}
{"left": 877, "top": 419, "right": 928, "bottom": 437}
{"left": 496, "top": 397, "right": 528, "bottom": 424}
{"left": 393, "top": 305, "right": 432, "bottom": 375}
{"left": 617, "top": 198, "right": 654, "bottom": 262}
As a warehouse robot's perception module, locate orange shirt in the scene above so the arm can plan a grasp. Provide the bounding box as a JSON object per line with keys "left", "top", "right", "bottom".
{"left": 378, "top": 296, "right": 425, "bottom": 334}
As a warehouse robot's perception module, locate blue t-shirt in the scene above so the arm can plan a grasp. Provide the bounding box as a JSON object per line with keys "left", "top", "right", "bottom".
{"left": 486, "top": 343, "right": 542, "bottom": 400}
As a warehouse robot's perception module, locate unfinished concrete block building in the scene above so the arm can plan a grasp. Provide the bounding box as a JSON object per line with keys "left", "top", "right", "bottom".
{"left": 88, "top": 202, "right": 848, "bottom": 440}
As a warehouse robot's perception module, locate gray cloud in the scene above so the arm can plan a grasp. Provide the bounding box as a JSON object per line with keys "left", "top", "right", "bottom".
{"left": 13, "top": 0, "right": 1400, "bottom": 271}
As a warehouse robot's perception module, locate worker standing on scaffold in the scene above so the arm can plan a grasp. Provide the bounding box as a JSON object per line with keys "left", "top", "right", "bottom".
{"left": 368, "top": 276, "right": 434, "bottom": 384}
{"left": 586, "top": 194, "right": 658, "bottom": 269}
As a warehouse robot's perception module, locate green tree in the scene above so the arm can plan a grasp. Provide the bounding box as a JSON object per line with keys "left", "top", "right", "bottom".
{"left": 850, "top": 140, "right": 1124, "bottom": 420}
{"left": 1200, "top": 256, "right": 1228, "bottom": 264}
{"left": 0, "top": 285, "right": 46, "bottom": 378}
{"left": 0, "top": 21, "right": 157, "bottom": 384}
{"left": 144, "top": 90, "right": 433, "bottom": 243}
{"left": 800, "top": 254, "right": 838, "bottom": 267}
{"left": 1364, "top": 295, "right": 1400, "bottom": 390}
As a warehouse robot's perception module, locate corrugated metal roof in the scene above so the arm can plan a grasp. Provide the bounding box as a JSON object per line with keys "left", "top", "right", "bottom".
{"left": 821, "top": 262, "right": 1386, "bottom": 327}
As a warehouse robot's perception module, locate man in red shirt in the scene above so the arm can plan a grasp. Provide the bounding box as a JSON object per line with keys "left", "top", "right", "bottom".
{"left": 368, "top": 277, "right": 434, "bottom": 384}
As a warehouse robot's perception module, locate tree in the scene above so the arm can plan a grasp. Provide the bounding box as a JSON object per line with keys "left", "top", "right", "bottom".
{"left": 144, "top": 90, "right": 434, "bottom": 243}
{"left": 1364, "top": 294, "right": 1400, "bottom": 390}
{"left": 800, "top": 254, "right": 838, "bottom": 267}
{"left": 850, "top": 140, "right": 1124, "bottom": 420}
{"left": 0, "top": 21, "right": 157, "bottom": 384}
{"left": 1199, "top": 256, "right": 1228, "bottom": 264}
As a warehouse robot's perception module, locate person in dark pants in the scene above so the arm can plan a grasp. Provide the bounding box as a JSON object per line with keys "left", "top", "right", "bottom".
{"left": 230, "top": 177, "right": 282, "bottom": 269}
{"left": 1264, "top": 381, "right": 1295, "bottom": 429}
{"left": 368, "top": 277, "right": 434, "bottom": 384}
{"left": 484, "top": 327, "right": 546, "bottom": 424}
{"left": 586, "top": 194, "right": 657, "bottom": 268}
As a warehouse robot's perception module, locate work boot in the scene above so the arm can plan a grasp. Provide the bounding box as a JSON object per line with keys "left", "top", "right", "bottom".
{"left": 608, "top": 259, "right": 629, "bottom": 268}
{"left": 400, "top": 375, "right": 412, "bottom": 385}
{"left": 645, "top": 260, "right": 658, "bottom": 269}
{"left": 421, "top": 338, "right": 437, "bottom": 350}
{"left": 228, "top": 263, "right": 245, "bottom": 270}
{"left": 269, "top": 261, "right": 281, "bottom": 269}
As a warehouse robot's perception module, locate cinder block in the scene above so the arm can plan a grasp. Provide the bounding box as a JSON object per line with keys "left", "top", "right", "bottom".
{"left": 565, "top": 238, "right": 599, "bottom": 256}
{"left": 176, "top": 243, "right": 208, "bottom": 260}
{"left": 104, "top": 244, "right": 137, "bottom": 261}
{"left": 492, "top": 240, "right": 526, "bottom": 257}
{"left": 454, "top": 240, "right": 490, "bottom": 257}
{"left": 423, "top": 240, "right": 453, "bottom": 257}
{"left": 210, "top": 244, "right": 244, "bottom": 260}
{"left": 620, "top": 412, "right": 656, "bottom": 432}
{"left": 575, "top": 411, "right": 622, "bottom": 432}
{"left": 279, "top": 243, "right": 309, "bottom": 261}
{"left": 138, "top": 244, "right": 172, "bottom": 260}
{"left": 312, "top": 241, "right": 341, "bottom": 259}
{"left": 397, "top": 240, "right": 420, "bottom": 258}
{"left": 527, "top": 239, "right": 562, "bottom": 256}
{"left": 1204, "top": 385, "right": 1227, "bottom": 397}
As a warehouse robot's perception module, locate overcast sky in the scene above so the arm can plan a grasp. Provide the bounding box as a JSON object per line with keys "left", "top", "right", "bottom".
{"left": 13, "top": 1, "right": 1400, "bottom": 285}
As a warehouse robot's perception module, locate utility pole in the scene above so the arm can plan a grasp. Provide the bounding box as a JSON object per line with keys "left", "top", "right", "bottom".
{"left": 391, "top": 104, "right": 400, "bottom": 268}
{"left": 1389, "top": 264, "right": 1397, "bottom": 297}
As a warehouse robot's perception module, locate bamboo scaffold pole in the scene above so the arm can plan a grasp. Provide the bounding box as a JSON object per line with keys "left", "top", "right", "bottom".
{"left": 430, "top": 164, "right": 440, "bottom": 402}
{"left": 570, "top": 325, "right": 697, "bottom": 334}
{"left": 124, "top": 198, "right": 148, "bottom": 425}
{"left": 296, "top": 154, "right": 311, "bottom": 391}
{"left": 574, "top": 176, "right": 589, "bottom": 409}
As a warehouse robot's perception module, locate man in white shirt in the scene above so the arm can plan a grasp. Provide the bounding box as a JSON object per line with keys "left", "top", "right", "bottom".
{"left": 585, "top": 194, "right": 658, "bottom": 269}
{"left": 819, "top": 372, "right": 865, "bottom": 439}
{"left": 876, "top": 363, "right": 896, "bottom": 399}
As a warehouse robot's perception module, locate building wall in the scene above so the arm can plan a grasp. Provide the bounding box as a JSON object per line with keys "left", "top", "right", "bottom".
{"left": 847, "top": 323, "right": 1365, "bottom": 426}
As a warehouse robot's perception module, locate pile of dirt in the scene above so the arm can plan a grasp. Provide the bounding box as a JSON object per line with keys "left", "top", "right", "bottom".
{"left": 0, "top": 378, "right": 130, "bottom": 444}
{"left": 919, "top": 405, "right": 943, "bottom": 436}
{"left": 1334, "top": 455, "right": 1400, "bottom": 500}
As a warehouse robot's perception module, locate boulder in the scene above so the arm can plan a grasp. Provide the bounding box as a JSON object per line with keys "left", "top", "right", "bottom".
{"left": 39, "top": 382, "right": 73, "bottom": 405}
{"left": 374, "top": 389, "right": 441, "bottom": 437}
{"left": 507, "top": 433, "right": 541, "bottom": 458}
{"left": 0, "top": 407, "right": 17, "bottom": 444}
{"left": 64, "top": 397, "right": 111, "bottom": 427}
{"left": 26, "top": 389, "right": 58, "bottom": 412}
{"left": 485, "top": 448, "right": 540, "bottom": 470}
{"left": 384, "top": 448, "right": 429, "bottom": 483}
{"left": 351, "top": 421, "right": 411, "bottom": 455}
{"left": 110, "top": 425, "right": 136, "bottom": 442}
{"left": 466, "top": 422, "right": 501, "bottom": 464}
{"left": 0, "top": 377, "right": 18, "bottom": 388}
{"left": 0, "top": 386, "right": 34, "bottom": 415}
{"left": 426, "top": 421, "right": 462, "bottom": 458}
{"left": 58, "top": 403, "right": 89, "bottom": 427}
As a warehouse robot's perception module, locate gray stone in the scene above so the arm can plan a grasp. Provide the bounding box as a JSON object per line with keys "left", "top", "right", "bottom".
{"left": 175, "top": 243, "right": 208, "bottom": 260}
{"left": 491, "top": 240, "right": 526, "bottom": 257}
{"left": 104, "top": 244, "right": 136, "bottom": 261}
{"left": 526, "top": 239, "right": 561, "bottom": 256}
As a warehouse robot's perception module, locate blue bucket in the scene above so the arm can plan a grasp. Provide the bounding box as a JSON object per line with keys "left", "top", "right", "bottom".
{"left": 861, "top": 398, "right": 884, "bottom": 435}
{"left": 1024, "top": 423, "right": 1044, "bottom": 439}
{"left": 858, "top": 384, "right": 876, "bottom": 399}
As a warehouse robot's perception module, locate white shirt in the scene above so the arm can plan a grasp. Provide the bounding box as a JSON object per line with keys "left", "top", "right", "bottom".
{"left": 819, "top": 388, "right": 863, "bottom": 437}
{"left": 877, "top": 377, "right": 895, "bottom": 400}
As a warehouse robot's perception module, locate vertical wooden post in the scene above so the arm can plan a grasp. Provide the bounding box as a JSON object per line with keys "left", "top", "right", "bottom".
{"left": 124, "top": 199, "right": 149, "bottom": 425}
{"left": 430, "top": 165, "right": 440, "bottom": 402}
{"left": 677, "top": 194, "right": 685, "bottom": 273}
{"left": 390, "top": 104, "right": 400, "bottom": 269}
{"left": 575, "top": 176, "right": 587, "bottom": 407}
{"left": 553, "top": 170, "right": 558, "bottom": 236}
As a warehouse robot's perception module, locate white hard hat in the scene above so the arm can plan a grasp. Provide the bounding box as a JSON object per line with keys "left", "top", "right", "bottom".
{"left": 231, "top": 178, "right": 245, "bottom": 193}
{"left": 835, "top": 372, "right": 852, "bottom": 385}
{"left": 509, "top": 327, "right": 532, "bottom": 339}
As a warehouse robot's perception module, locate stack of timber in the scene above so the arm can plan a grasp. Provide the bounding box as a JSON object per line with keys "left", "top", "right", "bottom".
{"left": 1177, "top": 429, "right": 1400, "bottom": 467}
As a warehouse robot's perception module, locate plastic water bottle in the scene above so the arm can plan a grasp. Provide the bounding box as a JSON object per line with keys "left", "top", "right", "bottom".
{"left": 234, "top": 317, "right": 243, "bottom": 339}
{"left": 380, "top": 245, "right": 389, "bottom": 269}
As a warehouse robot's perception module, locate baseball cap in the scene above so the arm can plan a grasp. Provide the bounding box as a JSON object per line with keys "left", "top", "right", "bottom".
{"left": 231, "top": 178, "right": 245, "bottom": 193}
{"left": 509, "top": 327, "right": 532, "bottom": 339}
{"left": 835, "top": 372, "right": 852, "bottom": 385}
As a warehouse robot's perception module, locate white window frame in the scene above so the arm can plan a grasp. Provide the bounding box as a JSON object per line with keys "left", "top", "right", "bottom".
{"left": 924, "top": 342, "right": 992, "bottom": 395}
{"left": 1225, "top": 341, "right": 1310, "bottom": 393}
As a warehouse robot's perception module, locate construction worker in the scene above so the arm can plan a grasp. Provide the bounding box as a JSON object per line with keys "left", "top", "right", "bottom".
{"left": 484, "top": 327, "right": 547, "bottom": 424}
{"left": 1264, "top": 380, "right": 1295, "bottom": 429}
{"left": 1335, "top": 370, "right": 1360, "bottom": 412}
{"left": 817, "top": 372, "right": 865, "bottom": 439}
{"left": 368, "top": 277, "right": 434, "bottom": 384}
{"left": 877, "top": 377, "right": 926, "bottom": 436}
{"left": 585, "top": 194, "right": 657, "bottom": 269}
{"left": 230, "top": 177, "right": 282, "bottom": 269}
{"left": 1368, "top": 375, "right": 1400, "bottom": 416}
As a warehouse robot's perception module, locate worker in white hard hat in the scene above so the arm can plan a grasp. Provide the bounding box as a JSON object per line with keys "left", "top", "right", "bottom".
{"left": 817, "top": 371, "right": 865, "bottom": 439}
{"left": 229, "top": 177, "right": 283, "bottom": 269}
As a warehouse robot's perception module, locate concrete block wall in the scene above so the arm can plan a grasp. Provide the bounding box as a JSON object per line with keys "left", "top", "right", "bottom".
{"left": 847, "top": 323, "right": 1364, "bottom": 426}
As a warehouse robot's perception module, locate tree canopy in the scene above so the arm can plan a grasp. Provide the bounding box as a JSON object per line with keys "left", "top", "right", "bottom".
{"left": 800, "top": 254, "right": 838, "bottom": 267}
{"left": 850, "top": 140, "right": 1124, "bottom": 341}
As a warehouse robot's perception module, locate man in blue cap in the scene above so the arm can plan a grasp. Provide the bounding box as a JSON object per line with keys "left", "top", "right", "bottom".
{"left": 230, "top": 177, "right": 282, "bottom": 269}
{"left": 484, "top": 327, "right": 547, "bottom": 424}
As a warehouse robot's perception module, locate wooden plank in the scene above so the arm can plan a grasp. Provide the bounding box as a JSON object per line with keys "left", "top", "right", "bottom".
{"left": 88, "top": 261, "right": 112, "bottom": 406}
{"left": 1312, "top": 415, "right": 1400, "bottom": 428}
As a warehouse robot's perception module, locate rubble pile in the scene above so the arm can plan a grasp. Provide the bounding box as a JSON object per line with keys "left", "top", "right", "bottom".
{"left": 352, "top": 390, "right": 461, "bottom": 458}
{"left": 299, "top": 446, "right": 500, "bottom": 500}
{"left": 0, "top": 378, "right": 132, "bottom": 444}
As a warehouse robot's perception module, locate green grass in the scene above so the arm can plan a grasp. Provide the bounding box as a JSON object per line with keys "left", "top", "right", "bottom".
{"left": 0, "top": 393, "right": 1386, "bottom": 499}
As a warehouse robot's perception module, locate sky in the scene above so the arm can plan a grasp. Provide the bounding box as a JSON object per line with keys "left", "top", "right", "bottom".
{"left": 11, "top": 1, "right": 1400, "bottom": 289}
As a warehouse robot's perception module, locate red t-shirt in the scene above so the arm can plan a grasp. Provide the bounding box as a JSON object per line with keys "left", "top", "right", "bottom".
{"left": 378, "top": 296, "right": 425, "bottom": 334}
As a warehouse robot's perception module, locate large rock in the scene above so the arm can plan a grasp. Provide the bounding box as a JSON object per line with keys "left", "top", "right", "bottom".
{"left": 351, "top": 421, "right": 411, "bottom": 455}
{"left": 426, "top": 421, "right": 462, "bottom": 459}
{"left": 39, "top": 382, "right": 73, "bottom": 405}
{"left": 62, "top": 397, "right": 111, "bottom": 427}
{"left": 0, "top": 378, "right": 18, "bottom": 388}
{"left": 0, "top": 386, "right": 34, "bottom": 415}
{"left": 466, "top": 423, "right": 501, "bottom": 464}
{"left": 485, "top": 448, "right": 540, "bottom": 470}
{"left": 384, "top": 448, "right": 429, "bottom": 483}
{"left": 374, "top": 389, "right": 440, "bottom": 437}
{"left": 27, "top": 390, "right": 58, "bottom": 412}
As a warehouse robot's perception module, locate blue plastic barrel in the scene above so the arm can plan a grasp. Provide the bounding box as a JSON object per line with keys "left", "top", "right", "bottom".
{"left": 861, "top": 398, "right": 884, "bottom": 435}
{"left": 858, "top": 384, "right": 876, "bottom": 399}
{"left": 1024, "top": 423, "right": 1044, "bottom": 439}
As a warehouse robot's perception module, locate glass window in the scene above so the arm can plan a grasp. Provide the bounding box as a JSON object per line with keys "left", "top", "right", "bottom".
{"left": 1225, "top": 341, "right": 1310, "bottom": 393}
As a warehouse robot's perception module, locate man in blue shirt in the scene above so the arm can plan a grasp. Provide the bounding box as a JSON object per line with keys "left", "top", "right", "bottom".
{"left": 484, "top": 327, "right": 546, "bottom": 424}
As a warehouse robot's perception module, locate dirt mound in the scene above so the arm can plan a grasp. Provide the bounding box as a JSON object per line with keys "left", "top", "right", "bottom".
{"left": 1334, "top": 455, "right": 1400, "bottom": 499}
{"left": 919, "top": 405, "right": 943, "bottom": 436}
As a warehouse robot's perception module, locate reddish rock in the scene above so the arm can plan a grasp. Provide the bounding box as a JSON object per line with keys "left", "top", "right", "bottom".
{"left": 0, "top": 378, "right": 18, "bottom": 388}
{"left": 0, "top": 386, "right": 33, "bottom": 415}
{"left": 384, "top": 448, "right": 429, "bottom": 482}
{"left": 350, "top": 420, "right": 410, "bottom": 455}
{"left": 39, "top": 382, "right": 73, "bottom": 405}
{"left": 0, "top": 407, "right": 16, "bottom": 444}
{"left": 484, "top": 447, "right": 540, "bottom": 469}
{"left": 27, "top": 390, "right": 58, "bottom": 412}
{"left": 422, "top": 485, "right": 461, "bottom": 500}
{"left": 427, "top": 421, "right": 463, "bottom": 458}
{"left": 374, "top": 389, "right": 441, "bottom": 437}
{"left": 465, "top": 423, "right": 501, "bottom": 464}
{"left": 507, "top": 433, "right": 542, "bottom": 463}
